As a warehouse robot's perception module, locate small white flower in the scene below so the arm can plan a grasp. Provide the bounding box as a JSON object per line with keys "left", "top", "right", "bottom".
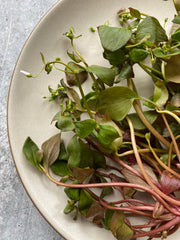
{"left": 20, "top": 70, "right": 32, "bottom": 77}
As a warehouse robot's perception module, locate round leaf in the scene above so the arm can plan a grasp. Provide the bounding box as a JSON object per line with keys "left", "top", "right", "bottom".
{"left": 96, "top": 86, "right": 139, "bottom": 121}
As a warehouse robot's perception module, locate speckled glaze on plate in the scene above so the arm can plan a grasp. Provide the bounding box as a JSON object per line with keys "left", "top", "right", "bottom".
{"left": 7, "top": 0, "right": 179, "bottom": 239}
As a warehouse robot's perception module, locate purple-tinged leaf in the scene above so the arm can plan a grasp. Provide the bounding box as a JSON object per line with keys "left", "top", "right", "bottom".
{"left": 41, "top": 133, "right": 61, "bottom": 172}
{"left": 160, "top": 170, "right": 180, "bottom": 195}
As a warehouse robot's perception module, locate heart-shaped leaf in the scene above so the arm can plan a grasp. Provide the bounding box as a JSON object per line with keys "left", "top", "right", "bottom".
{"left": 136, "top": 16, "right": 168, "bottom": 43}
{"left": 128, "top": 110, "right": 158, "bottom": 130}
{"left": 98, "top": 25, "right": 132, "bottom": 52}
{"left": 103, "top": 49, "right": 125, "bottom": 66}
{"left": 109, "top": 211, "right": 134, "bottom": 240}
{"left": 96, "top": 86, "right": 139, "bottom": 121}
{"left": 87, "top": 65, "right": 116, "bottom": 86}
{"left": 153, "top": 80, "right": 169, "bottom": 107}
{"left": 74, "top": 119, "right": 97, "bottom": 138}
{"left": 160, "top": 170, "right": 180, "bottom": 194}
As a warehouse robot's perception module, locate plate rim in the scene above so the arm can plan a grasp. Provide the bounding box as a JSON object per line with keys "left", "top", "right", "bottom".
{"left": 7, "top": 0, "right": 67, "bottom": 239}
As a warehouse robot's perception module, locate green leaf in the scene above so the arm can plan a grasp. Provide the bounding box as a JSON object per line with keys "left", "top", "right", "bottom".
{"left": 160, "top": 153, "right": 176, "bottom": 165}
{"left": 129, "top": 48, "right": 149, "bottom": 62}
{"left": 51, "top": 160, "right": 71, "bottom": 176}
{"left": 64, "top": 201, "right": 75, "bottom": 214}
{"left": 98, "top": 124, "right": 119, "bottom": 146}
{"left": 128, "top": 110, "right": 158, "bottom": 130}
{"left": 153, "top": 80, "right": 169, "bottom": 107}
{"left": 136, "top": 16, "right": 168, "bottom": 43}
{"left": 23, "top": 137, "right": 42, "bottom": 171}
{"left": 172, "top": 15, "right": 180, "bottom": 24}
{"left": 96, "top": 86, "right": 139, "bottom": 121}
{"left": 41, "top": 133, "right": 61, "bottom": 171}
{"left": 153, "top": 48, "right": 180, "bottom": 58}
{"left": 74, "top": 119, "right": 97, "bottom": 138}
{"left": 78, "top": 190, "right": 94, "bottom": 217}
{"left": 67, "top": 135, "right": 94, "bottom": 169}
{"left": 163, "top": 122, "right": 180, "bottom": 138}
{"left": 54, "top": 113, "right": 75, "bottom": 132}
{"left": 103, "top": 49, "right": 125, "bottom": 66}
{"left": 64, "top": 180, "right": 80, "bottom": 201}
{"left": 104, "top": 208, "right": 115, "bottom": 229}
{"left": 171, "top": 30, "right": 180, "bottom": 42}
{"left": 129, "top": 7, "right": 141, "bottom": 19}
{"left": 92, "top": 150, "right": 106, "bottom": 169}
{"left": 98, "top": 25, "right": 132, "bottom": 52}
{"left": 87, "top": 65, "right": 116, "bottom": 86}
{"left": 40, "top": 52, "right": 45, "bottom": 64}
{"left": 109, "top": 211, "right": 134, "bottom": 240}
{"left": 166, "top": 103, "right": 180, "bottom": 111}
{"left": 115, "top": 64, "right": 134, "bottom": 83}
{"left": 59, "top": 141, "right": 68, "bottom": 161}
{"left": 67, "top": 51, "right": 81, "bottom": 63}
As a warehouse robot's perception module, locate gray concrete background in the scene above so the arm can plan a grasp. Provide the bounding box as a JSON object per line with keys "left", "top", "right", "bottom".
{"left": 0, "top": 1, "right": 64, "bottom": 239}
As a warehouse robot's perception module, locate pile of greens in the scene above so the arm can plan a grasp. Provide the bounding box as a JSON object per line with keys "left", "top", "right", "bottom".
{"left": 22, "top": 2, "right": 180, "bottom": 240}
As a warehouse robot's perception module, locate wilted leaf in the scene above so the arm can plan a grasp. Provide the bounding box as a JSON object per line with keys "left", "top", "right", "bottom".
{"left": 122, "top": 164, "right": 157, "bottom": 191}
{"left": 98, "top": 25, "right": 132, "bottom": 52}
{"left": 73, "top": 167, "right": 94, "bottom": 183}
{"left": 65, "top": 62, "right": 88, "bottom": 86}
{"left": 96, "top": 86, "right": 139, "bottom": 121}
{"left": 41, "top": 133, "right": 61, "bottom": 171}
{"left": 86, "top": 201, "right": 104, "bottom": 219}
{"left": 66, "top": 87, "right": 84, "bottom": 111}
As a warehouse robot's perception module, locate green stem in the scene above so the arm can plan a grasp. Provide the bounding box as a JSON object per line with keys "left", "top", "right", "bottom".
{"left": 127, "top": 79, "right": 170, "bottom": 149}
{"left": 156, "top": 109, "right": 180, "bottom": 125}
{"left": 145, "top": 134, "right": 180, "bottom": 179}
{"left": 71, "top": 39, "right": 99, "bottom": 93}
{"left": 161, "top": 114, "right": 180, "bottom": 163}
{"left": 138, "top": 62, "right": 162, "bottom": 82}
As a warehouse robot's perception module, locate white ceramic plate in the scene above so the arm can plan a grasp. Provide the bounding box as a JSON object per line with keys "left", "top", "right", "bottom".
{"left": 7, "top": 0, "right": 179, "bottom": 239}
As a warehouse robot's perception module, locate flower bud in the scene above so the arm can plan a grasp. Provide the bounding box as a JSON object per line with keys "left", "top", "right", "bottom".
{"left": 20, "top": 70, "right": 32, "bottom": 77}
